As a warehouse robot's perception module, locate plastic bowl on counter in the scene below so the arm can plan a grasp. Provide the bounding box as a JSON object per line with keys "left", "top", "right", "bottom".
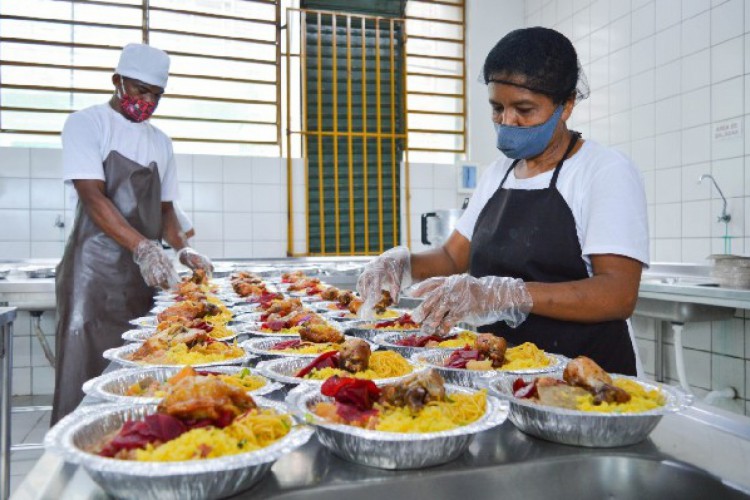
{"left": 286, "top": 383, "right": 508, "bottom": 470}
{"left": 410, "top": 349, "right": 567, "bottom": 388}
{"left": 82, "top": 366, "right": 283, "bottom": 405}
{"left": 482, "top": 374, "right": 693, "bottom": 448}
{"left": 44, "top": 399, "right": 313, "bottom": 500}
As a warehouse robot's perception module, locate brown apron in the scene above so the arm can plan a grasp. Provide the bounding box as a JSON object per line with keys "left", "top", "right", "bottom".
{"left": 52, "top": 150, "right": 162, "bottom": 423}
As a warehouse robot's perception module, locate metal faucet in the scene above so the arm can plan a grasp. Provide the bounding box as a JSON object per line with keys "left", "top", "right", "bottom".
{"left": 698, "top": 174, "right": 731, "bottom": 223}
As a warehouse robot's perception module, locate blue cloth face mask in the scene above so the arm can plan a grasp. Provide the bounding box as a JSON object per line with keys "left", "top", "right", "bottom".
{"left": 494, "top": 105, "right": 564, "bottom": 159}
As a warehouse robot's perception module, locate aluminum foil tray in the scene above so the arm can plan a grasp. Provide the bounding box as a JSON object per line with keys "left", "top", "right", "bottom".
{"left": 483, "top": 374, "right": 693, "bottom": 447}
{"left": 103, "top": 342, "right": 256, "bottom": 368}
{"left": 129, "top": 316, "right": 157, "bottom": 328}
{"left": 241, "top": 336, "right": 378, "bottom": 360}
{"left": 372, "top": 330, "right": 474, "bottom": 358}
{"left": 82, "top": 366, "right": 283, "bottom": 404}
{"left": 122, "top": 327, "right": 241, "bottom": 343}
{"left": 257, "top": 356, "right": 421, "bottom": 388}
{"left": 286, "top": 384, "right": 508, "bottom": 470}
{"left": 238, "top": 320, "right": 343, "bottom": 338}
{"left": 44, "top": 399, "right": 313, "bottom": 500}
{"left": 410, "top": 349, "right": 566, "bottom": 388}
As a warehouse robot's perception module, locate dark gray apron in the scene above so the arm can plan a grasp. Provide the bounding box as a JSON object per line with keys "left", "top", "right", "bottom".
{"left": 51, "top": 150, "right": 162, "bottom": 423}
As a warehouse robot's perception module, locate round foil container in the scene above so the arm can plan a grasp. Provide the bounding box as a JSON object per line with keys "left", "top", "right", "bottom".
{"left": 122, "top": 327, "right": 240, "bottom": 343}
{"left": 372, "top": 330, "right": 472, "bottom": 358}
{"left": 410, "top": 349, "right": 566, "bottom": 388}
{"left": 44, "top": 399, "right": 313, "bottom": 500}
{"left": 342, "top": 321, "right": 421, "bottom": 341}
{"left": 83, "top": 366, "right": 282, "bottom": 404}
{"left": 241, "top": 336, "right": 378, "bottom": 360}
{"left": 322, "top": 308, "right": 409, "bottom": 323}
{"left": 239, "top": 320, "right": 343, "bottom": 338}
{"left": 129, "top": 316, "right": 157, "bottom": 328}
{"left": 286, "top": 384, "right": 508, "bottom": 470}
{"left": 483, "top": 374, "right": 693, "bottom": 447}
{"left": 231, "top": 307, "right": 264, "bottom": 317}
{"left": 257, "top": 356, "right": 421, "bottom": 388}
{"left": 103, "top": 343, "right": 255, "bottom": 368}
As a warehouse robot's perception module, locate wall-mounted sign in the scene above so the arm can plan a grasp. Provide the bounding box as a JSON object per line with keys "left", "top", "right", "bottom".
{"left": 458, "top": 162, "right": 478, "bottom": 194}
{"left": 713, "top": 118, "right": 742, "bottom": 141}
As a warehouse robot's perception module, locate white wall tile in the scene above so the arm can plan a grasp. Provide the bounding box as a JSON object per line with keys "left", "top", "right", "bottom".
{"left": 712, "top": 37, "right": 743, "bottom": 84}
{"left": 681, "top": 11, "right": 711, "bottom": 56}
{"left": 573, "top": 7, "right": 591, "bottom": 41}
{"left": 252, "top": 240, "right": 286, "bottom": 258}
{"left": 631, "top": 105, "right": 655, "bottom": 141}
{"left": 632, "top": 137, "right": 656, "bottom": 171}
{"left": 409, "top": 163, "right": 434, "bottom": 189}
{"left": 590, "top": 27, "right": 610, "bottom": 63}
{"left": 252, "top": 212, "right": 285, "bottom": 241}
{"left": 192, "top": 240, "right": 223, "bottom": 258}
{"left": 223, "top": 213, "right": 253, "bottom": 241}
{"left": 0, "top": 210, "right": 30, "bottom": 241}
{"left": 643, "top": 170, "right": 655, "bottom": 204}
{"left": 252, "top": 157, "right": 284, "bottom": 184}
{"left": 222, "top": 156, "right": 252, "bottom": 184}
{"left": 655, "top": 0, "right": 681, "bottom": 30}
{"left": 712, "top": 157, "right": 744, "bottom": 198}
{"left": 174, "top": 154, "right": 193, "bottom": 182}
{"left": 655, "top": 24, "right": 682, "bottom": 65}
{"left": 681, "top": 49, "right": 711, "bottom": 92}
{"left": 610, "top": 0, "right": 631, "bottom": 21}
{"left": 712, "top": 117, "right": 745, "bottom": 160}
{"left": 654, "top": 96, "right": 682, "bottom": 134}
{"left": 31, "top": 366, "right": 55, "bottom": 395}
{"left": 251, "top": 183, "right": 285, "bottom": 213}
{"left": 711, "top": 354, "right": 745, "bottom": 400}
{"left": 711, "top": 77, "right": 744, "bottom": 122}
{"left": 193, "top": 212, "right": 223, "bottom": 241}
{"left": 682, "top": 162, "right": 712, "bottom": 200}
{"left": 13, "top": 335, "right": 31, "bottom": 367}
{"left": 682, "top": 0, "right": 709, "bottom": 19}
{"left": 682, "top": 237, "right": 712, "bottom": 263}
{"left": 433, "top": 165, "right": 456, "bottom": 189}
{"left": 0, "top": 148, "right": 30, "bottom": 177}
{"left": 0, "top": 242, "right": 30, "bottom": 259}
{"left": 655, "top": 203, "right": 682, "bottom": 237}
{"left": 608, "top": 79, "right": 630, "bottom": 115}
{"left": 631, "top": 3, "right": 656, "bottom": 41}
{"left": 30, "top": 179, "right": 64, "bottom": 210}
{"left": 223, "top": 241, "right": 254, "bottom": 258}
{"left": 630, "top": 36, "right": 655, "bottom": 74}
{"left": 177, "top": 182, "right": 193, "bottom": 211}
{"left": 682, "top": 200, "right": 713, "bottom": 237}
{"left": 192, "top": 155, "right": 223, "bottom": 182}
{"left": 609, "top": 111, "right": 631, "bottom": 144}
{"left": 655, "top": 59, "right": 681, "bottom": 100}
{"left": 29, "top": 149, "right": 62, "bottom": 179}
{"left": 655, "top": 167, "right": 682, "bottom": 203}
{"left": 192, "top": 182, "right": 222, "bottom": 211}
{"left": 12, "top": 367, "right": 31, "bottom": 396}
{"left": 630, "top": 70, "right": 655, "bottom": 107}
{"left": 711, "top": 0, "right": 744, "bottom": 45}
{"left": 681, "top": 87, "right": 711, "bottom": 128}
{"left": 30, "top": 210, "right": 64, "bottom": 241}
{"left": 590, "top": 0, "right": 609, "bottom": 32}
{"left": 681, "top": 126, "right": 711, "bottom": 165}
{"left": 654, "top": 131, "right": 682, "bottom": 169}
{"left": 30, "top": 241, "right": 63, "bottom": 259}
{"left": 409, "top": 188, "right": 434, "bottom": 216}
{"left": 712, "top": 197, "right": 743, "bottom": 239}
{"left": 654, "top": 237, "right": 682, "bottom": 260}
{"left": 608, "top": 47, "right": 631, "bottom": 83}
{"left": 0, "top": 178, "right": 30, "bottom": 209}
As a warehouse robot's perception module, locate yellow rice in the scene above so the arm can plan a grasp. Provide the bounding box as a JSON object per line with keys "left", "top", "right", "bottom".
{"left": 134, "top": 409, "right": 291, "bottom": 461}
{"left": 374, "top": 391, "right": 486, "bottom": 432}
{"left": 305, "top": 351, "right": 412, "bottom": 380}
{"left": 499, "top": 342, "right": 551, "bottom": 371}
{"left": 576, "top": 379, "right": 665, "bottom": 413}
{"left": 260, "top": 325, "right": 302, "bottom": 335}
{"left": 277, "top": 343, "right": 341, "bottom": 354}
{"left": 434, "top": 331, "right": 477, "bottom": 348}
{"left": 157, "top": 342, "right": 244, "bottom": 365}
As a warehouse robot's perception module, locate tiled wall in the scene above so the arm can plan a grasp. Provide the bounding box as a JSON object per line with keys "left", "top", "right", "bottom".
{"left": 524, "top": 0, "right": 750, "bottom": 415}
{"left": 10, "top": 310, "right": 56, "bottom": 396}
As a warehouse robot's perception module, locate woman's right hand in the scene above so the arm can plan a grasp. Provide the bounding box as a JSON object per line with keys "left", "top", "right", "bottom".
{"left": 356, "top": 246, "right": 412, "bottom": 319}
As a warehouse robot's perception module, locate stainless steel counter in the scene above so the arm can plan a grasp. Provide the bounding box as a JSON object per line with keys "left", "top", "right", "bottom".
{"left": 13, "top": 384, "right": 750, "bottom": 499}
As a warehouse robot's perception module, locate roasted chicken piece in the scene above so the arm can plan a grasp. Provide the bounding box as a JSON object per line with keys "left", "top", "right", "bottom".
{"left": 189, "top": 269, "right": 208, "bottom": 285}
{"left": 378, "top": 369, "right": 446, "bottom": 412}
{"left": 158, "top": 376, "right": 256, "bottom": 421}
{"left": 319, "top": 287, "right": 341, "bottom": 301}
{"left": 282, "top": 270, "right": 306, "bottom": 282}
{"left": 563, "top": 356, "right": 631, "bottom": 404}
{"left": 231, "top": 271, "right": 263, "bottom": 283}
{"left": 263, "top": 298, "right": 303, "bottom": 319}
{"left": 374, "top": 290, "right": 394, "bottom": 314}
{"left": 346, "top": 299, "right": 364, "bottom": 315}
{"left": 175, "top": 280, "right": 202, "bottom": 296}
{"left": 339, "top": 338, "right": 371, "bottom": 373}
{"left": 475, "top": 334, "right": 507, "bottom": 368}
{"left": 299, "top": 323, "right": 345, "bottom": 344}
{"left": 337, "top": 290, "right": 357, "bottom": 306}
{"left": 129, "top": 326, "right": 209, "bottom": 361}
{"left": 233, "top": 281, "right": 267, "bottom": 297}
{"left": 287, "top": 277, "right": 321, "bottom": 291}
{"left": 156, "top": 300, "right": 219, "bottom": 323}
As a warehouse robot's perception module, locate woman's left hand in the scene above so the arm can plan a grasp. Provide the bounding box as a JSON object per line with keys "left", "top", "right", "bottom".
{"left": 410, "top": 274, "right": 534, "bottom": 335}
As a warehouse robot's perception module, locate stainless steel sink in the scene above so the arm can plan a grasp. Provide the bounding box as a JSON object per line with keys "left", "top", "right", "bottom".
{"left": 265, "top": 455, "right": 749, "bottom": 500}
{"left": 635, "top": 297, "right": 736, "bottom": 323}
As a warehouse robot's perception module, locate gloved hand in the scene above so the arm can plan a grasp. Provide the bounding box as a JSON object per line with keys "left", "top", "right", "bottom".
{"left": 176, "top": 247, "right": 214, "bottom": 276}
{"left": 356, "top": 246, "right": 412, "bottom": 319}
{"left": 133, "top": 240, "right": 180, "bottom": 289}
{"left": 411, "top": 274, "right": 533, "bottom": 335}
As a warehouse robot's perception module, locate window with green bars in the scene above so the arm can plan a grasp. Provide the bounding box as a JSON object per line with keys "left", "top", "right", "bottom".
{"left": 301, "top": 5, "right": 406, "bottom": 255}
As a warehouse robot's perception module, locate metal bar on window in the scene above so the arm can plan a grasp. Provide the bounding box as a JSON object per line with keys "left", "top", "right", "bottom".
{"left": 406, "top": 71, "right": 462, "bottom": 80}
{"left": 408, "top": 0, "right": 465, "bottom": 7}
{"left": 375, "top": 17, "right": 384, "bottom": 254}
{"left": 389, "top": 19, "right": 397, "bottom": 248}
{"left": 285, "top": 5, "right": 293, "bottom": 256}
{"left": 404, "top": 15, "right": 462, "bottom": 25}
{"left": 402, "top": 22, "right": 411, "bottom": 250}
{"left": 346, "top": 15, "right": 355, "bottom": 254}
{"left": 405, "top": 53, "right": 462, "bottom": 62}
{"left": 361, "top": 16, "right": 369, "bottom": 254}
{"left": 301, "top": 12, "right": 309, "bottom": 256}
{"left": 316, "top": 12, "right": 325, "bottom": 254}
{"left": 407, "top": 34, "right": 464, "bottom": 44}
{"left": 407, "top": 90, "right": 463, "bottom": 98}
{"left": 332, "top": 14, "right": 340, "bottom": 255}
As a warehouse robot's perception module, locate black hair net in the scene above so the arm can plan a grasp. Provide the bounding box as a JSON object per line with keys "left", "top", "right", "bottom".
{"left": 481, "top": 27, "right": 589, "bottom": 104}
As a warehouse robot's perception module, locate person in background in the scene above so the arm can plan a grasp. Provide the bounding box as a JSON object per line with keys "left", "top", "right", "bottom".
{"left": 357, "top": 27, "right": 648, "bottom": 376}
{"left": 53, "top": 43, "right": 213, "bottom": 423}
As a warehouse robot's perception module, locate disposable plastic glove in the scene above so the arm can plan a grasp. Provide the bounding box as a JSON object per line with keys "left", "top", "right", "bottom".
{"left": 411, "top": 274, "right": 533, "bottom": 335}
{"left": 176, "top": 247, "right": 214, "bottom": 276}
{"left": 356, "top": 246, "right": 412, "bottom": 319}
{"left": 133, "top": 240, "right": 180, "bottom": 289}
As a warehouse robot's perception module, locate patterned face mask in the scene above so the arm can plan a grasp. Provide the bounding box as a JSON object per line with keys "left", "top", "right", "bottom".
{"left": 118, "top": 80, "right": 157, "bottom": 123}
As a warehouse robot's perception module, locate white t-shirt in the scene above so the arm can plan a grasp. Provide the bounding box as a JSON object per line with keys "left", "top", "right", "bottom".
{"left": 173, "top": 202, "right": 193, "bottom": 233}
{"left": 456, "top": 140, "right": 650, "bottom": 275}
{"left": 61, "top": 103, "right": 179, "bottom": 201}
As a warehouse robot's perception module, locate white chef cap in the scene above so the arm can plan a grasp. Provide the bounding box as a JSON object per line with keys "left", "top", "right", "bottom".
{"left": 115, "top": 43, "right": 170, "bottom": 89}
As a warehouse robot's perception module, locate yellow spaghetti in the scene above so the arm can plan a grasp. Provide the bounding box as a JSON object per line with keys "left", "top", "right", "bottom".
{"left": 134, "top": 408, "right": 292, "bottom": 462}
{"left": 305, "top": 351, "right": 412, "bottom": 380}
{"left": 260, "top": 326, "right": 302, "bottom": 335}
{"left": 314, "top": 391, "right": 486, "bottom": 433}
{"left": 435, "top": 331, "right": 477, "bottom": 349}
{"left": 501, "top": 342, "right": 552, "bottom": 371}
{"left": 126, "top": 369, "right": 266, "bottom": 397}
{"left": 576, "top": 379, "right": 665, "bottom": 414}
{"left": 275, "top": 343, "right": 342, "bottom": 355}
